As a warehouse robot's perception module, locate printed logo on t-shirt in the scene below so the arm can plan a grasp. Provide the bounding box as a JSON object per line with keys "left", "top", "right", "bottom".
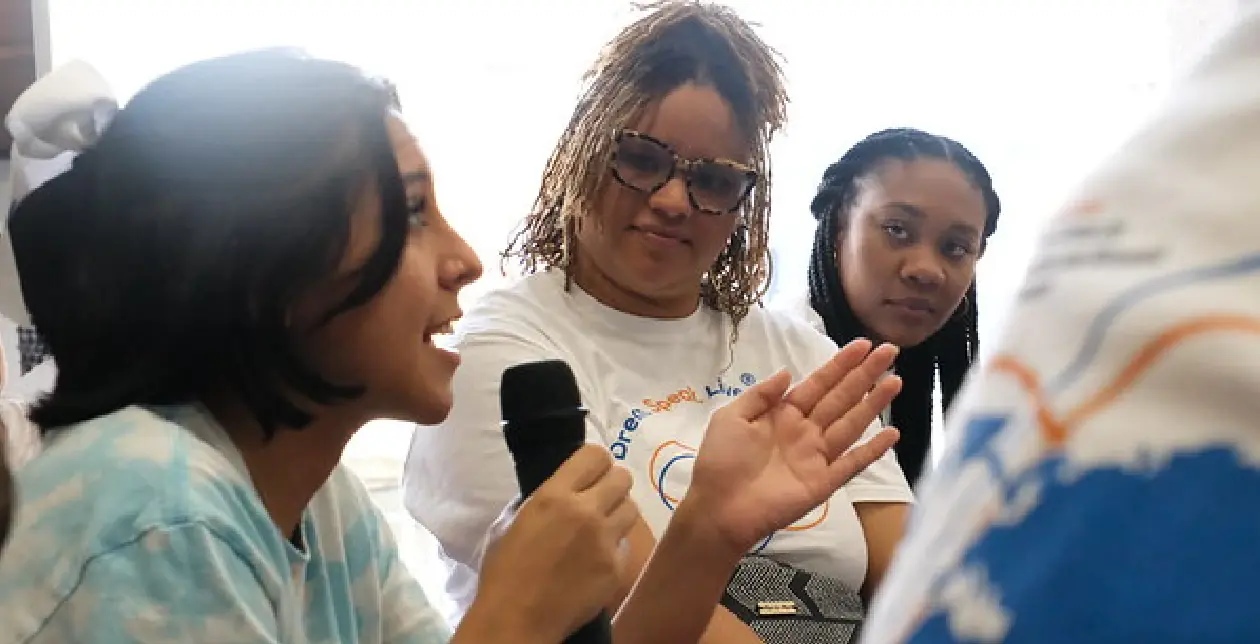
{"left": 609, "top": 371, "right": 759, "bottom": 460}
{"left": 604, "top": 370, "right": 830, "bottom": 554}
{"left": 646, "top": 438, "right": 831, "bottom": 554}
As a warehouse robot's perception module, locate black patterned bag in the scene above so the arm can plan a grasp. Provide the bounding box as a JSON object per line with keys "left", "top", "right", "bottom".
{"left": 720, "top": 555, "right": 864, "bottom": 644}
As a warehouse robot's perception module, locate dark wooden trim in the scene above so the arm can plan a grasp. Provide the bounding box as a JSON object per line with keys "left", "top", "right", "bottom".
{"left": 0, "top": 0, "right": 39, "bottom": 158}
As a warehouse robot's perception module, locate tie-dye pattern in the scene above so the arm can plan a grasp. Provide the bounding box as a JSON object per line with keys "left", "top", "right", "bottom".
{"left": 0, "top": 405, "right": 450, "bottom": 643}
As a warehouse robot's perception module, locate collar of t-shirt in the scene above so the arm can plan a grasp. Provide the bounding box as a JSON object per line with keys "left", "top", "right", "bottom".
{"left": 565, "top": 278, "right": 720, "bottom": 345}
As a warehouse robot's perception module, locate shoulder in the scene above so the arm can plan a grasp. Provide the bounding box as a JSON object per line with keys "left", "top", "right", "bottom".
{"left": 0, "top": 405, "right": 274, "bottom": 618}
{"left": 737, "top": 301, "right": 839, "bottom": 376}
{"left": 18, "top": 405, "right": 256, "bottom": 523}
{"left": 449, "top": 271, "right": 587, "bottom": 381}
{"left": 767, "top": 290, "right": 828, "bottom": 336}
{"left": 459, "top": 271, "right": 570, "bottom": 338}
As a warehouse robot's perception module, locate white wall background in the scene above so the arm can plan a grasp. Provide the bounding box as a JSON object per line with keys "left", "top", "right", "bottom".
{"left": 0, "top": 0, "right": 1242, "bottom": 621}
{"left": 32, "top": 0, "right": 1239, "bottom": 341}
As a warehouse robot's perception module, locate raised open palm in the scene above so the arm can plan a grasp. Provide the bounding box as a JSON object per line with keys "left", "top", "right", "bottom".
{"left": 688, "top": 339, "right": 903, "bottom": 552}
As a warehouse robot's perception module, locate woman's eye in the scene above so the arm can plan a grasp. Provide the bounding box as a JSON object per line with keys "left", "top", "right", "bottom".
{"left": 622, "top": 151, "right": 663, "bottom": 172}
{"left": 882, "top": 223, "right": 909, "bottom": 240}
{"left": 407, "top": 197, "right": 429, "bottom": 227}
{"left": 943, "top": 241, "right": 975, "bottom": 259}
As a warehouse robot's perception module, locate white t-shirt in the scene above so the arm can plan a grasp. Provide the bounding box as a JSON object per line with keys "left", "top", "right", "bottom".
{"left": 864, "top": 7, "right": 1260, "bottom": 643}
{"left": 771, "top": 292, "right": 889, "bottom": 426}
{"left": 768, "top": 291, "right": 825, "bottom": 329}
{"left": 403, "top": 270, "right": 913, "bottom": 621}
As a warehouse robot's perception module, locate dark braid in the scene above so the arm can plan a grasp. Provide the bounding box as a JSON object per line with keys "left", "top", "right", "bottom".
{"left": 807, "top": 128, "right": 1000, "bottom": 485}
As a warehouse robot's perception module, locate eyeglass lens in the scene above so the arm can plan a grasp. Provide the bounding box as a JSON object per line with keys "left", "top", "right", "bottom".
{"left": 612, "top": 134, "right": 753, "bottom": 213}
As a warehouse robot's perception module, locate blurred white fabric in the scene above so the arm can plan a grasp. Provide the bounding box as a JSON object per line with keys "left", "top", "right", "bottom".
{"left": 0, "top": 398, "right": 39, "bottom": 471}
{"left": 3, "top": 59, "right": 117, "bottom": 325}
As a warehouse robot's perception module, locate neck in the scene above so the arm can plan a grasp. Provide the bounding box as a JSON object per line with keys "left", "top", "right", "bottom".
{"left": 201, "top": 391, "right": 365, "bottom": 538}
{"left": 570, "top": 255, "right": 700, "bottom": 319}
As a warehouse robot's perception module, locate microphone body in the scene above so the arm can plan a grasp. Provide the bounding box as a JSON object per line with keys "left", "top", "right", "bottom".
{"left": 500, "top": 359, "right": 613, "bottom": 644}
{"left": 506, "top": 408, "right": 589, "bottom": 496}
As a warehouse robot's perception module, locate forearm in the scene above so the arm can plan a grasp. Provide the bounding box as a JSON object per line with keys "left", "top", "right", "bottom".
{"left": 702, "top": 606, "right": 766, "bottom": 643}
{"left": 617, "top": 595, "right": 762, "bottom": 644}
{"left": 612, "top": 497, "right": 746, "bottom": 644}
{"left": 452, "top": 600, "right": 553, "bottom": 644}
{"left": 613, "top": 515, "right": 762, "bottom": 644}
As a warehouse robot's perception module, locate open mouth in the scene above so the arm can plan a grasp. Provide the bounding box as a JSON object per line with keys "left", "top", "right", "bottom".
{"left": 423, "top": 317, "right": 460, "bottom": 345}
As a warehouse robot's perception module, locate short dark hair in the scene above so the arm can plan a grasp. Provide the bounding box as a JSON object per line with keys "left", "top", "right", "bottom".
{"left": 806, "top": 127, "right": 1001, "bottom": 484}
{"left": 11, "top": 49, "right": 407, "bottom": 436}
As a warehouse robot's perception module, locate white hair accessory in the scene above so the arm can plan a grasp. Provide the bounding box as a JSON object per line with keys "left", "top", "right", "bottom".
{"left": 6, "top": 59, "right": 118, "bottom": 203}
{"left": 2, "top": 60, "right": 117, "bottom": 326}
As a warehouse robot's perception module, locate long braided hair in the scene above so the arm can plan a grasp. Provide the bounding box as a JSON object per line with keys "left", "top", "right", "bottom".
{"left": 807, "top": 128, "right": 1001, "bottom": 484}
{"left": 502, "top": 1, "right": 788, "bottom": 327}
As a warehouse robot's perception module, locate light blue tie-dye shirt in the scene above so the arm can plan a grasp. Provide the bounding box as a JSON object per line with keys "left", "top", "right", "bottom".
{"left": 0, "top": 404, "right": 451, "bottom": 643}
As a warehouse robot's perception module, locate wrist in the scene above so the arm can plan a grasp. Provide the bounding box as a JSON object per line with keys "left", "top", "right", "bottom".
{"left": 670, "top": 493, "right": 746, "bottom": 569}
{"left": 455, "top": 594, "right": 555, "bottom": 644}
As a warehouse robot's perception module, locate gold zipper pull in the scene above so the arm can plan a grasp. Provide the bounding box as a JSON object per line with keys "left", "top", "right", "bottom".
{"left": 756, "top": 601, "right": 799, "bottom": 616}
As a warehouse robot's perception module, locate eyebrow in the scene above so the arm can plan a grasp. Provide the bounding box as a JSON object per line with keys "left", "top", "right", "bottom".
{"left": 886, "top": 202, "right": 982, "bottom": 238}
{"left": 887, "top": 202, "right": 926, "bottom": 219}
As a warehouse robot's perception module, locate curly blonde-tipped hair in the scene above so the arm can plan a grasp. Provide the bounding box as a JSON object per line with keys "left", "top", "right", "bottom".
{"left": 502, "top": 0, "right": 788, "bottom": 327}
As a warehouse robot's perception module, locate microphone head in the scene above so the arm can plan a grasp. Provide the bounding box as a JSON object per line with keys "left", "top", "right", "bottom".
{"left": 500, "top": 359, "right": 581, "bottom": 422}
{"left": 500, "top": 359, "right": 585, "bottom": 450}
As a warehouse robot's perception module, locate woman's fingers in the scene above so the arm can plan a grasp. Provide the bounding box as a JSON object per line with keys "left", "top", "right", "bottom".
{"left": 821, "top": 373, "right": 902, "bottom": 459}
{"left": 825, "top": 427, "right": 901, "bottom": 490}
{"left": 782, "top": 339, "right": 873, "bottom": 415}
{"left": 605, "top": 496, "right": 640, "bottom": 540}
{"left": 546, "top": 444, "right": 615, "bottom": 493}
{"left": 806, "top": 344, "right": 899, "bottom": 432}
{"left": 586, "top": 464, "right": 635, "bottom": 514}
{"left": 721, "top": 369, "right": 792, "bottom": 421}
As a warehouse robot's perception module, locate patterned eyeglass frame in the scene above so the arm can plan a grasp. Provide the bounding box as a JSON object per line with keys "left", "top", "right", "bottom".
{"left": 610, "top": 129, "right": 758, "bottom": 215}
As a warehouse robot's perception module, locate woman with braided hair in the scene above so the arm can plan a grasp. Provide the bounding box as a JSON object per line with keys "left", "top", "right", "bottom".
{"left": 786, "top": 128, "right": 1001, "bottom": 486}
{"left": 405, "top": 2, "right": 913, "bottom": 641}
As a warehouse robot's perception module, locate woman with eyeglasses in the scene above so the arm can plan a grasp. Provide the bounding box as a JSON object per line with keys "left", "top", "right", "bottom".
{"left": 404, "top": 3, "right": 914, "bottom": 641}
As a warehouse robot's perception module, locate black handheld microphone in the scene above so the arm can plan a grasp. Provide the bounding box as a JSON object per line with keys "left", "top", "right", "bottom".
{"left": 500, "top": 359, "right": 613, "bottom": 644}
